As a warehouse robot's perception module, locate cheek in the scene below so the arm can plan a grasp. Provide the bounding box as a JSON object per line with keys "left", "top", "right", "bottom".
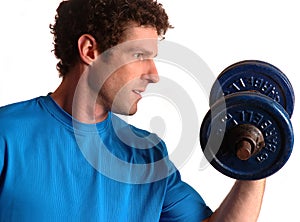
{"left": 99, "top": 74, "right": 125, "bottom": 101}
{"left": 105, "top": 67, "right": 133, "bottom": 93}
{"left": 98, "top": 64, "right": 139, "bottom": 101}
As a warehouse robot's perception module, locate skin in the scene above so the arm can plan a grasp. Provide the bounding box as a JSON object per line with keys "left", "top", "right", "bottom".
{"left": 51, "top": 25, "right": 159, "bottom": 123}
{"left": 51, "top": 24, "right": 266, "bottom": 222}
{"left": 203, "top": 179, "right": 266, "bottom": 222}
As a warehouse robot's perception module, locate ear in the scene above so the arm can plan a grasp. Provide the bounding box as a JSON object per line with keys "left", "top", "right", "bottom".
{"left": 78, "top": 34, "right": 99, "bottom": 65}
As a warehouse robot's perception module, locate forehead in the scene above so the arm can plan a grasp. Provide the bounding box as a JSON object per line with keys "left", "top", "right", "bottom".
{"left": 118, "top": 25, "right": 159, "bottom": 50}
{"left": 122, "top": 25, "right": 158, "bottom": 41}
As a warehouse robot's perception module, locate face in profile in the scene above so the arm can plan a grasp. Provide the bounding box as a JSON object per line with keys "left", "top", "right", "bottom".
{"left": 89, "top": 25, "right": 160, "bottom": 116}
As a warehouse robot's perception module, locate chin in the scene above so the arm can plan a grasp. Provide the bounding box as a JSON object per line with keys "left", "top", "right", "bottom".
{"left": 126, "top": 108, "right": 138, "bottom": 116}
{"left": 111, "top": 105, "right": 138, "bottom": 116}
{"left": 128, "top": 110, "right": 137, "bottom": 116}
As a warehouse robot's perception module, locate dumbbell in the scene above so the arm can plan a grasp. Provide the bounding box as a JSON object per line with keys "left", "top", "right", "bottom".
{"left": 200, "top": 60, "right": 294, "bottom": 180}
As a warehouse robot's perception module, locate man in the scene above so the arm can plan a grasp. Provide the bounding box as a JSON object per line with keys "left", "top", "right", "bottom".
{"left": 0, "top": 0, "right": 265, "bottom": 221}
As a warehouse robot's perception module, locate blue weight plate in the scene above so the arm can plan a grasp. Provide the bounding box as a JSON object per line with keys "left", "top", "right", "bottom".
{"left": 200, "top": 92, "right": 294, "bottom": 180}
{"left": 209, "top": 60, "right": 295, "bottom": 117}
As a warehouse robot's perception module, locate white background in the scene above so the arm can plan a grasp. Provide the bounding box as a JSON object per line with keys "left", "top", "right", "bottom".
{"left": 0, "top": 0, "right": 299, "bottom": 221}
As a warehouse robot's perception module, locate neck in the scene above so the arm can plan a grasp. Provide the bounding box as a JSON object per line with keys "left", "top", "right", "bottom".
{"left": 51, "top": 66, "right": 108, "bottom": 124}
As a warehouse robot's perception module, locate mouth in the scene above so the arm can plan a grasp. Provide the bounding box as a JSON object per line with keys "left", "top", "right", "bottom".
{"left": 132, "top": 89, "right": 144, "bottom": 96}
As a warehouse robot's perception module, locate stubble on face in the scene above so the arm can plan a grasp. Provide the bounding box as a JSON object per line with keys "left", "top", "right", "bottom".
{"left": 89, "top": 25, "right": 159, "bottom": 117}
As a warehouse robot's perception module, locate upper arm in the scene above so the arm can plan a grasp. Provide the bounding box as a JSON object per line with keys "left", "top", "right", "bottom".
{"left": 160, "top": 170, "right": 213, "bottom": 222}
{"left": 0, "top": 136, "right": 5, "bottom": 178}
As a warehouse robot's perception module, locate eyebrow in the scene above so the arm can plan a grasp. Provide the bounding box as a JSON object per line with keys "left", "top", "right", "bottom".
{"left": 127, "top": 47, "right": 158, "bottom": 58}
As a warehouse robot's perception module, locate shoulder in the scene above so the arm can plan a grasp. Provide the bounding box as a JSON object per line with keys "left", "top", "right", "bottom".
{"left": 0, "top": 96, "right": 46, "bottom": 133}
{"left": 0, "top": 97, "right": 43, "bottom": 117}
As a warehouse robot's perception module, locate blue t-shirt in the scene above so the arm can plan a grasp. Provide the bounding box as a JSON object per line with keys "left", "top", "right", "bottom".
{"left": 0, "top": 95, "right": 212, "bottom": 221}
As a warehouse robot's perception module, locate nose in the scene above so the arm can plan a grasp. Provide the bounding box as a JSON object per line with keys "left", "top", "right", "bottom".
{"left": 141, "top": 59, "right": 159, "bottom": 83}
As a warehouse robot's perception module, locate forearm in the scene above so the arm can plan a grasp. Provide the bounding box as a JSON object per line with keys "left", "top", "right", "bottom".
{"left": 207, "top": 179, "right": 266, "bottom": 222}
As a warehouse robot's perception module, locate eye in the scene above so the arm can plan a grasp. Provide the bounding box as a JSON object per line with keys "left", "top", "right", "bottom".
{"left": 133, "top": 52, "right": 144, "bottom": 60}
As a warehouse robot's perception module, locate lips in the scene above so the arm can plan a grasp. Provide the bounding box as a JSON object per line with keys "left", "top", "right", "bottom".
{"left": 132, "top": 89, "right": 144, "bottom": 95}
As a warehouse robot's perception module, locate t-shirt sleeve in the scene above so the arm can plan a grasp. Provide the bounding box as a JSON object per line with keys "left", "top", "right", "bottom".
{"left": 0, "top": 137, "right": 5, "bottom": 178}
{"left": 160, "top": 170, "right": 213, "bottom": 222}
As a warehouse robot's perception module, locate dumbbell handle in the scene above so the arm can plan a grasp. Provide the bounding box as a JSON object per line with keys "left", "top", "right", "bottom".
{"left": 228, "top": 124, "right": 265, "bottom": 161}
{"left": 236, "top": 140, "right": 253, "bottom": 160}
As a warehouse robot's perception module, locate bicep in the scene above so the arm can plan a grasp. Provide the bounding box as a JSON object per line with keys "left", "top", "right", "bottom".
{"left": 0, "top": 137, "right": 6, "bottom": 178}
{"left": 160, "top": 170, "right": 213, "bottom": 222}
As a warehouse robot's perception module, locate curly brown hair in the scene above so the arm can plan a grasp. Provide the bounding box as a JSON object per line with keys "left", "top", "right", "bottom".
{"left": 49, "top": 0, "right": 172, "bottom": 76}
